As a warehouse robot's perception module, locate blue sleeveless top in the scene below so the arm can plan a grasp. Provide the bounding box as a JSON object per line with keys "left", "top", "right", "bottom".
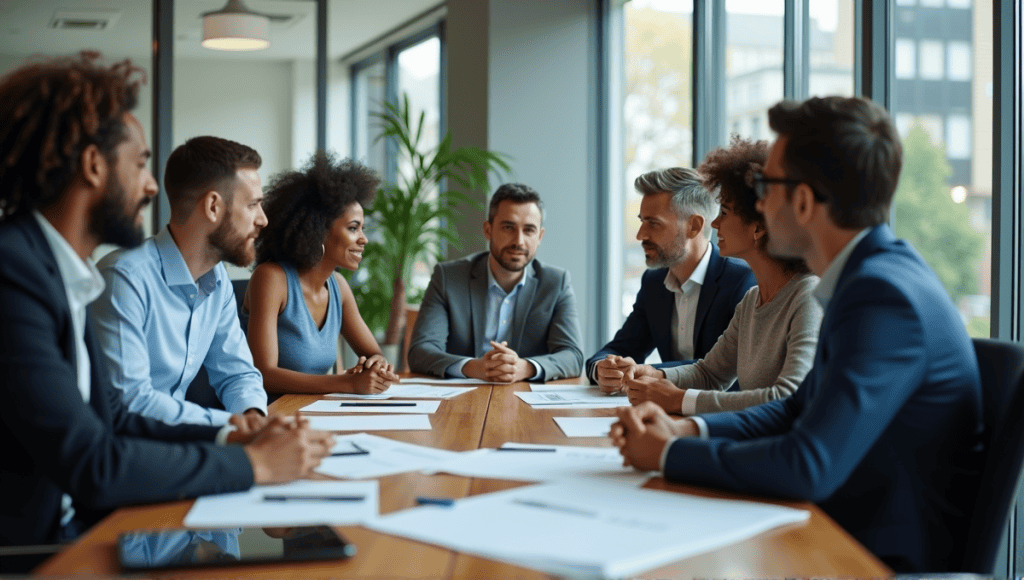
{"left": 274, "top": 263, "right": 343, "bottom": 375}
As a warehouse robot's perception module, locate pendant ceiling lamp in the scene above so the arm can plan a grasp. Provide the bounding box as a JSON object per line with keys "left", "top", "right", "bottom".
{"left": 202, "top": 0, "right": 270, "bottom": 51}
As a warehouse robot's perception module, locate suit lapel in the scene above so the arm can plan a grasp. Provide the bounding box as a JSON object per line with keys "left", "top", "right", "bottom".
{"left": 510, "top": 265, "right": 538, "bottom": 352}
{"left": 693, "top": 244, "right": 724, "bottom": 343}
{"left": 469, "top": 255, "right": 489, "bottom": 357}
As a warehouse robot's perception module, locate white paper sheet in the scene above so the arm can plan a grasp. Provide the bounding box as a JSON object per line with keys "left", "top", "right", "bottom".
{"left": 300, "top": 400, "right": 441, "bottom": 414}
{"left": 305, "top": 414, "right": 432, "bottom": 431}
{"left": 433, "top": 443, "right": 651, "bottom": 487}
{"left": 516, "top": 388, "right": 628, "bottom": 409}
{"left": 183, "top": 480, "right": 378, "bottom": 528}
{"left": 324, "top": 384, "right": 477, "bottom": 400}
{"left": 395, "top": 377, "right": 506, "bottom": 385}
{"left": 366, "top": 480, "right": 809, "bottom": 579}
{"left": 315, "top": 433, "right": 463, "bottom": 479}
{"left": 554, "top": 417, "right": 618, "bottom": 438}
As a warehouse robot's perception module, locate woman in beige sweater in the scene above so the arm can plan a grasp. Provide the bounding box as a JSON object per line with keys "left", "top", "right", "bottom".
{"left": 620, "top": 137, "right": 823, "bottom": 415}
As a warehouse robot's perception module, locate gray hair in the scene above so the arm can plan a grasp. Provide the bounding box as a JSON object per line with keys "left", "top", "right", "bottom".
{"left": 634, "top": 167, "right": 717, "bottom": 237}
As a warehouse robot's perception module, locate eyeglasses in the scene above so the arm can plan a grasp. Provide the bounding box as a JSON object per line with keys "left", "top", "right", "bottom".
{"left": 752, "top": 172, "right": 828, "bottom": 202}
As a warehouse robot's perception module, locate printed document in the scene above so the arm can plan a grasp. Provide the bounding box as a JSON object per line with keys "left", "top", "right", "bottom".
{"left": 305, "top": 414, "right": 432, "bottom": 432}
{"left": 316, "top": 433, "right": 463, "bottom": 479}
{"left": 554, "top": 416, "right": 618, "bottom": 438}
{"left": 300, "top": 399, "right": 441, "bottom": 414}
{"left": 325, "top": 384, "right": 476, "bottom": 400}
{"left": 184, "top": 480, "right": 378, "bottom": 527}
{"left": 516, "top": 388, "right": 628, "bottom": 409}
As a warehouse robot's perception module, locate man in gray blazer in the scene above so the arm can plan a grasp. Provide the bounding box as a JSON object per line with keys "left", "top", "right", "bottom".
{"left": 407, "top": 184, "right": 583, "bottom": 382}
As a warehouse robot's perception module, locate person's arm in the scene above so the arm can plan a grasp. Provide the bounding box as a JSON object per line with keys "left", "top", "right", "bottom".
{"left": 89, "top": 265, "right": 233, "bottom": 426}
{"left": 245, "top": 265, "right": 390, "bottom": 395}
{"left": 205, "top": 267, "right": 267, "bottom": 415}
{"left": 587, "top": 274, "right": 658, "bottom": 384}
{"left": 407, "top": 264, "right": 469, "bottom": 376}
{"left": 692, "top": 288, "right": 823, "bottom": 414}
{"left": 521, "top": 270, "right": 584, "bottom": 381}
{"left": 662, "top": 278, "right": 928, "bottom": 502}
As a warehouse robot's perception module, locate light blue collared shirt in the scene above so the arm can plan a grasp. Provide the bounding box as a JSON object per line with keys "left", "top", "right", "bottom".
{"left": 661, "top": 228, "right": 873, "bottom": 472}
{"left": 446, "top": 262, "right": 542, "bottom": 380}
{"left": 89, "top": 226, "right": 266, "bottom": 426}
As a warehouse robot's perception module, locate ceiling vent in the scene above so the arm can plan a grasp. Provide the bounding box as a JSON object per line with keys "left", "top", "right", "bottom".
{"left": 49, "top": 10, "right": 122, "bottom": 31}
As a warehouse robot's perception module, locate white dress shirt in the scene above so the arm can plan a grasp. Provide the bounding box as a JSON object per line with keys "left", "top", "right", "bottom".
{"left": 663, "top": 243, "right": 712, "bottom": 361}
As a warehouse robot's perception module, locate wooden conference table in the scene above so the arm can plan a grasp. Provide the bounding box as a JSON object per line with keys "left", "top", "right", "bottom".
{"left": 36, "top": 378, "right": 891, "bottom": 578}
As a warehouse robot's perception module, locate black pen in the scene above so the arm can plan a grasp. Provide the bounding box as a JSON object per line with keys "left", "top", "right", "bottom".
{"left": 339, "top": 402, "right": 417, "bottom": 407}
{"left": 331, "top": 442, "right": 370, "bottom": 456}
{"left": 262, "top": 494, "right": 365, "bottom": 502}
{"left": 511, "top": 498, "right": 597, "bottom": 518}
{"left": 495, "top": 447, "right": 557, "bottom": 452}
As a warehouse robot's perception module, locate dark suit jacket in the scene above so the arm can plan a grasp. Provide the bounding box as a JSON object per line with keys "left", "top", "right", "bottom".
{"left": 0, "top": 215, "right": 254, "bottom": 547}
{"left": 407, "top": 252, "right": 584, "bottom": 381}
{"left": 663, "top": 225, "right": 983, "bottom": 572}
{"left": 586, "top": 243, "right": 755, "bottom": 380}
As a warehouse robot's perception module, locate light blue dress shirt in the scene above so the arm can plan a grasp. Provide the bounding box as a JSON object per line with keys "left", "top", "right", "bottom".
{"left": 446, "top": 264, "right": 541, "bottom": 379}
{"left": 89, "top": 226, "right": 266, "bottom": 426}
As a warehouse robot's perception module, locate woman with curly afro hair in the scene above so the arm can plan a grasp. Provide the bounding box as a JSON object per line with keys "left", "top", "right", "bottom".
{"left": 243, "top": 152, "right": 400, "bottom": 395}
{"left": 622, "top": 136, "right": 824, "bottom": 415}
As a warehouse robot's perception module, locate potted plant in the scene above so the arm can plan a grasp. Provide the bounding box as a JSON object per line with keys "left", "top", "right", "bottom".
{"left": 346, "top": 94, "right": 511, "bottom": 362}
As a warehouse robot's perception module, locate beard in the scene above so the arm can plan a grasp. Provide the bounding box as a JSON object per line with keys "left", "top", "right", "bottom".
{"left": 642, "top": 237, "right": 687, "bottom": 269}
{"left": 89, "top": 174, "right": 147, "bottom": 248}
{"left": 490, "top": 241, "right": 533, "bottom": 273}
{"left": 210, "top": 211, "right": 256, "bottom": 267}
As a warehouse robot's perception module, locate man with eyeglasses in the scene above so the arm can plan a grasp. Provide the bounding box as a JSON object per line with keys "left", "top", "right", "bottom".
{"left": 612, "top": 96, "right": 982, "bottom": 573}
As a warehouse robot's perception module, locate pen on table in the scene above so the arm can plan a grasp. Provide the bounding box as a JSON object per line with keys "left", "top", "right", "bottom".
{"left": 415, "top": 497, "right": 456, "bottom": 507}
{"left": 339, "top": 402, "right": 417, "bottom": 407}
{"left": 495, "top": 446, "right": 557, "bottom": 452}
{"left": 330, "top": 442, "right": 370, "bottom": 457}
{"left": 511, "top": 499, "right": 597, "bottom": 518}
{"left": 262, "top": 495, "right": 365, "bottom": 502}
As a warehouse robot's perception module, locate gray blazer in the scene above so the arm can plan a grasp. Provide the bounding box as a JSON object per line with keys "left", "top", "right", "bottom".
{"left": 407, "top": 252, "right": 583, "bottom": 381}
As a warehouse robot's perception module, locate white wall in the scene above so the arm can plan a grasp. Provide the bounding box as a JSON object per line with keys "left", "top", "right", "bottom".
{"left": 486, "top": 0, "right": 599, "bottom": 354}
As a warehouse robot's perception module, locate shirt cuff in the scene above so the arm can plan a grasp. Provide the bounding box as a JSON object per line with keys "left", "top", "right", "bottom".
{"left": 445, "top": 358, "right": 471, "bottom": 378}
{"left": 659, "top": 437, "right": 677, "bottom": 473}
{"left": 526, "top": 359, "right": 543, "bottom": 381}
{"left": 691, "top": 416, "right": 710, "bottom": 438}
{"left": 680, "top": 389, "right": 700, "bottom": 415}
{"left": 658, "top": 419, "right": 710, "bottom": 472}
{"left": 215, "top": 424, "right": 237, "bottom": 446}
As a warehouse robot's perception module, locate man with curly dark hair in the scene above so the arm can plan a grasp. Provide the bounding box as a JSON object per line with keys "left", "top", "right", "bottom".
{"left": 0, "top": 53, "right": 330, "bottom": 566}
{"left": 243, "top": 152, "right": 399, "bottom": 394}
{"left": 88, "top": 135, "right": 271, "bottom": 427}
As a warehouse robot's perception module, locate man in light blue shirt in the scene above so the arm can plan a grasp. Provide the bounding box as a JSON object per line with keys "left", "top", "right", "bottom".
{"left": 90, "top": 136, "right": 269, "bottom": 426}
{"left": 407, "top": 184, "right": 584, "bottom": 382}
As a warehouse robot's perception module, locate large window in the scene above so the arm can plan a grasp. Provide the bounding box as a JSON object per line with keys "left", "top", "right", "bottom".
{"left": 890, "top": 0, "right": 992, "bottom": 338}
{"left": 725, "top": 0, "right": 784, "bottom": 142}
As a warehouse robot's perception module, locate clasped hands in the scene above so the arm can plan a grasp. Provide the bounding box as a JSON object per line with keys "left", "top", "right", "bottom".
{"left": 463, "top": 340, "right": 532, "bottom": 383}
{"left": 227, "top": 412, "right": 334, "bottom": 484}
{"left": 595, "top": 355, "right": 686, "bottom": 411}
{"left": 342, "top": 354, "right": 400, "bottom": 394}
{"left": 610, "top": 403, "right": 699, "bottom": 472}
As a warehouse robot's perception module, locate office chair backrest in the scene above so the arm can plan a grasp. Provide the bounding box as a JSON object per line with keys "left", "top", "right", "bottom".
{"left": 961, "top": 338, "right": 1024, "bottom": 573}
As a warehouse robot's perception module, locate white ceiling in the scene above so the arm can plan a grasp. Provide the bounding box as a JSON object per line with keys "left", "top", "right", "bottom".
{"left": 0, "top": 0, "right": 441, "bottom": 62}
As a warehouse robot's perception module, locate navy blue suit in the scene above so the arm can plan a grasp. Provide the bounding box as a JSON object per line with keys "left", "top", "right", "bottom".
{"left": 0, "top": 215, "right": 254, "bottom": 547}
{"left": 663, "top": 225, "right": 983, "bottom": 572}
{"left": 586, "top": 243, "right": 755, "bottom": 380}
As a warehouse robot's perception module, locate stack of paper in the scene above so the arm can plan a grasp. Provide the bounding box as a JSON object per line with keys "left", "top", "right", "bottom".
{"left": 366, "top": 479, "right": 810, "bottom": 579}
{"left": 316, "top": 433, "right": 463, "bottom": 479}
{"left": 183, "top": 480, "right": 378, "bottom": 527}
{"left": 432, "top": 443, "right": 652, "bottom": 487}
{"left": 300, "top": 399, "right": 441, "bottom": 414}
{"left": 515, "top": 388, "right": 628, "bottom": 409}
{"left": 553, "top": 416, "right": 618, "bottom": 438}
{"left": 324, "top": 384, "right": 476, "bottom": 400}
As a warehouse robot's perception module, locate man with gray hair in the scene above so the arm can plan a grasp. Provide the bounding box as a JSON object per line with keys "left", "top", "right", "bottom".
{"left": 586, "top": 168, "right": 755, "bottom": 391}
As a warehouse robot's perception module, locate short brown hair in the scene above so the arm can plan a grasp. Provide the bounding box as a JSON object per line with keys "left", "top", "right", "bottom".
{"left": 164, "top": 136, "right": 261, "bottom": 218}
{"left": 0, "top": 52, "right": 142, "bottom": 218}
{"left": 768, "top": 96, "right": 902, "bottom": 229}
{"left": 488, "top": 183, "right": 544, "bottom": 223}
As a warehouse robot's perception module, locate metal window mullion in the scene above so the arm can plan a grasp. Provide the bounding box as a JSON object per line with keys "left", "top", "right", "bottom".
{"left": 854, "top": 0, "right": 891, "bottom": 109}
{"left": 693, "top": 0, "right": 725, "bottom": 165}
{"left": 784, "top": 0, "right": 810, "bottom": 99}
{"left": 316, "top": 0, "right": 327, "bottom": 153}
{"left": 152, "top": 0, "right": 173, "bottom": 231}
{"left": 384, "top": 46, "right": 399, "bottom": 186}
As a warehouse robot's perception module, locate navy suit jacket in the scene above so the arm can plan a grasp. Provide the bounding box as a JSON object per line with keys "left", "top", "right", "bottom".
{"left": 0, "top": 215, "right": 254, "bottom": 546}
{"left": 408, "top": 252, "right": 584, "bottom": 381}
{"left": 586, "top": 243, "right": 754, "bottom": 380}
{"left": 663, "top": 225, "right": 983, "bottom": 572}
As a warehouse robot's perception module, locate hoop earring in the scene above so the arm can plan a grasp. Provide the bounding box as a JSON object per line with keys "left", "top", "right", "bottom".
{"left": 320, "top": 244, "right": 326, "bottom": 260}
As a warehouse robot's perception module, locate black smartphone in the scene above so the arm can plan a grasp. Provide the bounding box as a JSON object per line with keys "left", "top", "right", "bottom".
{"left": 118, "top": 525, "right": 355, "bottom": 571}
